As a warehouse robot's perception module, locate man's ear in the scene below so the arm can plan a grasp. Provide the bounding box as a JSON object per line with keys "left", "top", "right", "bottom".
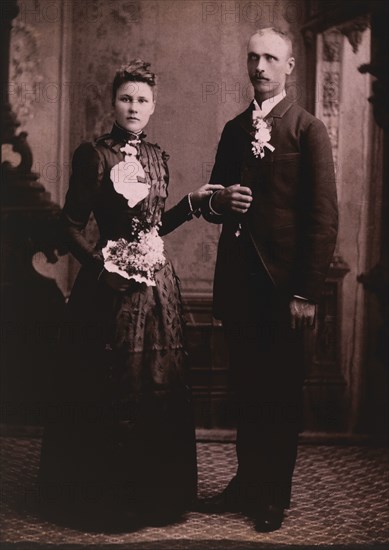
{"left": 150, "top": 100, "right": 156, "bottom": 114}
{"left": 286, "top": 56, "right": 295, "bottom": 75}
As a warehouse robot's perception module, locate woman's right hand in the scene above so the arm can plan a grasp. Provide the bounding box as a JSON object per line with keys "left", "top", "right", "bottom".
{"left": 100, "top": 269, "right": 131, "bottom": 292}
{"left": 189, "top": 183, "right": 225, "bottom": 209}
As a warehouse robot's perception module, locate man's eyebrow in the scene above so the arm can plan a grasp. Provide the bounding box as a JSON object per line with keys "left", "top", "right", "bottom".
{"left": 263, "top": 52, "right": 279, "bottom": 60}
{"left": 247, "top": 51, "right": 279, "bottom": 60}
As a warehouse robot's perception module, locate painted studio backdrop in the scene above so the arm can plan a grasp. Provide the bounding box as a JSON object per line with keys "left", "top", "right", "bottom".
{"left": 2, "top": 0, "right": 388, "bottom": 437}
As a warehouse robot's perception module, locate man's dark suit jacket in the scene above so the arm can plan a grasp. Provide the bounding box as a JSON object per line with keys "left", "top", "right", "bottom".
{"left": 202, "top": 97, "right": 338, "bottom": 321}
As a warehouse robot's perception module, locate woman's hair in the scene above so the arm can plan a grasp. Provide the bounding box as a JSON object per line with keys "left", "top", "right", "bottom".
{"left": 112, "top": 59, "right": 157, "bottom": 104}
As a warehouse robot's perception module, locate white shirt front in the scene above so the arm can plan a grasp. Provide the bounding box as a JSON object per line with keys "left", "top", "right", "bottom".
{"left": 253, "top": 89, "right": 286, "bottom": 119}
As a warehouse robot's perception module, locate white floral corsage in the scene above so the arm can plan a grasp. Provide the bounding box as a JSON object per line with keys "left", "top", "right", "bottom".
{"left": 251, "top": 116, "right": 275, "bottom": 159}
{"left": 102, "top": 218, "right": 165, "bottom": 286}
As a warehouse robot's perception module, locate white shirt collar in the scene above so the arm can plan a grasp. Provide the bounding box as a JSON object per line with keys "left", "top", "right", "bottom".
{"left": 253, "top": 89, "right": 286, "bottom": 119}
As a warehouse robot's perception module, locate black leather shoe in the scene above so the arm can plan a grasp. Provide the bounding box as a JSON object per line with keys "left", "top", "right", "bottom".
{"left": 200, "top": 476, "right": 240, "bottom": 513}
{"left": 254, "top": 504, "right": 285, "bottom": 532}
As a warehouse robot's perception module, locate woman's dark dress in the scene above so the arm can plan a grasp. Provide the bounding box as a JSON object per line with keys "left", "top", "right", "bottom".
{"left": 38, "top": 124, "right": 197, "bottom": 522}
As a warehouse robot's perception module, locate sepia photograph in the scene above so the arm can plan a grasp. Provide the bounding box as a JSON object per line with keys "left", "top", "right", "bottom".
{"left": 1, "top": 0, "right": 388, "bottom": 548}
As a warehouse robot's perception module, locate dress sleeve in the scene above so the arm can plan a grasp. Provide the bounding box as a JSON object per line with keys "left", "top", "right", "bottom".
{"left": 61, "top": 142, "right": 105, "bottom": 275}
{"left": 159, "top": 152, "right": 200, "bottom": 236}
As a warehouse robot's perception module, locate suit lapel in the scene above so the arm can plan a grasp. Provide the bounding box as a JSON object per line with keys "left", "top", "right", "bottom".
{"left": 237, "top": 103, "right": 255, "bottom": 137}
{"left": 267, "top": 96, "right": 294, "bottom": 119}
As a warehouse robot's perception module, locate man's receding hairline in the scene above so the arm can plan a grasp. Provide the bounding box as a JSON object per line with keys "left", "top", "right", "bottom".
{"left": 248, "top": 27, "right": 293, "bottom": 57}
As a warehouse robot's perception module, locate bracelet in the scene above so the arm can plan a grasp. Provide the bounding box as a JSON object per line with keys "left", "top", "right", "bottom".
{"left": 209, "top": 192, "right": 223, "bottom": 216}
{"left": 188, "top": 192, "right": 194, "bottom": 213}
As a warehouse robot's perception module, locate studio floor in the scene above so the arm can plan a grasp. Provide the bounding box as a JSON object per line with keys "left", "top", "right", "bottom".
{"left": 0, "top": 432, "right": 388, "bottom": 550}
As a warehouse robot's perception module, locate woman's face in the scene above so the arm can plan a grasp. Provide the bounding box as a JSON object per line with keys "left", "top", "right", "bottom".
{"left": 114, "top": 81, "right": 155, "bottom": 133}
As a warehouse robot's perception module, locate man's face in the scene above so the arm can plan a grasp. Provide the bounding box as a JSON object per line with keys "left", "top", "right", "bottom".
{"left": 247, "top": 32, "right": 295, "bottom": 100}
{"left": 114, "top": 81, "right": 155, "bottom": 133}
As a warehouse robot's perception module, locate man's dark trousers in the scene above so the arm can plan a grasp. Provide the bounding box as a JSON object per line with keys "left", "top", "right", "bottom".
{"left": 223, "top": 229, "right": 305, "bottom": 510}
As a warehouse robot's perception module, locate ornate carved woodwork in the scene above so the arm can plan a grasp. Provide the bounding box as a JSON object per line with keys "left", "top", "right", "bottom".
{"left": 302, "top": 1, "right": 371, "bottom": 114}
{"left": 319, "top": 28, "right": 343, "bottom": 168}
{"left": 302, "top": 0, "right": 388, "bottom": 437}
{"left": 1, "top": 0, "right": 65, "bottom": 424}
{"left": 303, "top": 257, "right": 350, "bottom": 432}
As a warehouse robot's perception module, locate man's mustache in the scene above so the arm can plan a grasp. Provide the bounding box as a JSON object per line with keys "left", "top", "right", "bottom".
{"left": 253, "top": 73, "right": 269, "bottom": 80}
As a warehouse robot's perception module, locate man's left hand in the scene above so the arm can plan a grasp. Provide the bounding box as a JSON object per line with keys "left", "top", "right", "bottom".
{"left": 289, "top": 298, "right": 316, "bottom": 330}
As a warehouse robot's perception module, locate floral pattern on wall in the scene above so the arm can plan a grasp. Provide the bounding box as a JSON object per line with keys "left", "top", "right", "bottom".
{"left": 10, "top": 19, "right": 43, "bottom": 127}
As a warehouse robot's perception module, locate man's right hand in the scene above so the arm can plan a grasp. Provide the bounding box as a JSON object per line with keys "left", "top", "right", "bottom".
{"left": 212, "top": 184, "right": 253, "bottom": 214}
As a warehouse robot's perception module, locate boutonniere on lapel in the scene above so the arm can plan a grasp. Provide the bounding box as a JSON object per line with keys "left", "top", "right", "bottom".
{"left": 251, "top": 113, "right": 275, "bottom": 159}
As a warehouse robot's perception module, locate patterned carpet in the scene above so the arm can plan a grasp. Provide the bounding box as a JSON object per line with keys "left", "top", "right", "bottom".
{"left": 0, "top": 435, "right": 388, "bottom": 549}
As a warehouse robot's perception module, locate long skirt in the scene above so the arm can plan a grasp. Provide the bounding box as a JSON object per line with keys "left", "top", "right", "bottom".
{"left": 38, "top": 261, "right": 197, "bottom": 522}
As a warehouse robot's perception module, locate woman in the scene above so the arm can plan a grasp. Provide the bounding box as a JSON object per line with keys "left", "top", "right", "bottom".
{"left": 38, "top": 60, "right": 221, "bottom": 528}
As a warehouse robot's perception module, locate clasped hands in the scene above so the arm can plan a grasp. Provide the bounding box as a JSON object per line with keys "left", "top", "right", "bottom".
{"left": 211, "top": 184, "right": 253, "bottom": 214}
{"left": 190, "top": 183, "right": 225, "bottom": 209}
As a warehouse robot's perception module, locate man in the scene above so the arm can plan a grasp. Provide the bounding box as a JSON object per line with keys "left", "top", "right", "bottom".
{"left": 202, "top": 28, "right": 338, "bottom": 531}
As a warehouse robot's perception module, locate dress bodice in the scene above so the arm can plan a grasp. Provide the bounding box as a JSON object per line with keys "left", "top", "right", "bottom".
{"left": 64, "top": 124, "right": 170, "bottom": 244}
{"left": 62, "top": 124, "right": 194, "bottom": 275}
